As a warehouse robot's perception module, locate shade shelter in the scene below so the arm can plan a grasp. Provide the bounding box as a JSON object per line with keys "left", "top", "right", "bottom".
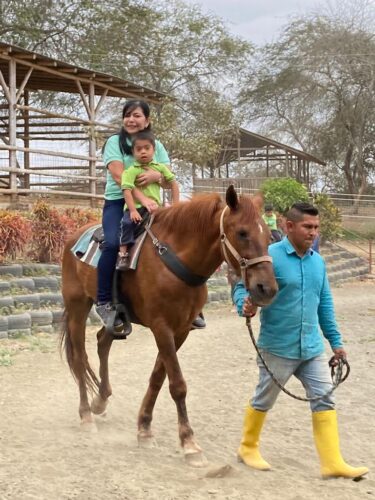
{"left": 0, "top": 42, "right": 167, "bottom": 207}
{"left": 194, "top": 127, "right": 325, "bottom": 195}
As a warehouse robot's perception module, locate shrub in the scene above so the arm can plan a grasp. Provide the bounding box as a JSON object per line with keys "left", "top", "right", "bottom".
{"left": 29, "top": 200, "right": 67, "bottom": 263}
{"left": 0, "top": 210, "right": 31, "bottom": 264}
{"left": 261, "top": 178, "right": 309, "bottom": 213}
{"left": 62, "top": 207, "right": 100, "bottom": 237}
{"left": 312, "top": 193, "right": 342, "bottom": 242}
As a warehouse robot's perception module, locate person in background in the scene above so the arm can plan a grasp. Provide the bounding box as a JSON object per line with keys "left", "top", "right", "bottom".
{"left": 232, "top": 202, "right": 368, "bottom": 479}
{"left": 117, "top": 130, "right": 179, "bottom": 271}
{"left": 262, "top": 203, "right": 282, "bottom": 242}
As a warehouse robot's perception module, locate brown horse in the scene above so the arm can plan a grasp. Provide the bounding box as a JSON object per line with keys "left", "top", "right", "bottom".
{"left": 60, "top": 185, "right": 277, "bottom": 466}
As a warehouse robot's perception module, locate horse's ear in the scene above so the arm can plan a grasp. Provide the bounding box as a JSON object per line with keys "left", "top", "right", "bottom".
{"left": 251, "top": 192, "right": 264, "bottom": 214}
{"left": 226, "top": 185, "right": 239, "bottom": 211}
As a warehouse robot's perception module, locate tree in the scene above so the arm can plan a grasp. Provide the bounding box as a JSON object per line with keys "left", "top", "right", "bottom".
{"left": 0, "top": 0, "right": 253, "bottom": 182}
{"left": 261, "top": 178, "right": 309, "bottom": 214}
{"left": 239, "top": 0, "right": 375, "bottom": 201}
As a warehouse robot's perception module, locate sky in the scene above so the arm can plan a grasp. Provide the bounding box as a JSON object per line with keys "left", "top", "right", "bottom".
{"left": 183, "top": 0, "right": 325, "bottom": 45}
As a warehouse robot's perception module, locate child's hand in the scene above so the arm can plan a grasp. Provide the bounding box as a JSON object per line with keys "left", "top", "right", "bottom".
{"left": 143, "top": 199, "right": 159, "bottom": 213}
{"left": 130, "top": 209, "right": 142, "bottom": 223}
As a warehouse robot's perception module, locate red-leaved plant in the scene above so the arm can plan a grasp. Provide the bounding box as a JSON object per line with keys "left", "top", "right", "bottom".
{"left": 0, "top": 210, "right": 31, "bottom": 264}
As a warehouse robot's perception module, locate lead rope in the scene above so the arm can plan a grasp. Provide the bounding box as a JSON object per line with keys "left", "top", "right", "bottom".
{"left": 246, "top": 317, "right": 350, "bottom": 402}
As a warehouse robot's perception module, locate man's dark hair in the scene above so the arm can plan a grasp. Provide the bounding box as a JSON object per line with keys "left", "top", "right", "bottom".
{"left": 264, "top": 203, "right": 273, "bottom": 211}
{"left": 131, "top": 130, "right": 156, "bottom": 149}
{"left": 286, "top": 202, "right": 319, "bottom": 222}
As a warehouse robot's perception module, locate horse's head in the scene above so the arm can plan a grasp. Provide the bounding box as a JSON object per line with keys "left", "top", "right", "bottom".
{"left": 221, "top": 185, "right": 278, "bottom": 306}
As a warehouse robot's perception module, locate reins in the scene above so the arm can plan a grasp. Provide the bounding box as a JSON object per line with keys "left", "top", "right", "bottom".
{"left": 245, "top": 316, "right": 350, "bottom": 402}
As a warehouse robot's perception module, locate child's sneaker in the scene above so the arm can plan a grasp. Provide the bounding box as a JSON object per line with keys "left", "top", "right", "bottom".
{"left": 116, "top": 252, "right": 130, "bottom": 271}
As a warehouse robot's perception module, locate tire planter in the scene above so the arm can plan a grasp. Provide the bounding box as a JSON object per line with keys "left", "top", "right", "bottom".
{"left": 0, "top": 316, "right": 8, "bottom": 339}
{"left": 10, "top": 278, "right": 35, "bottom": 293}
{"left": 0, "top": 264, "right": 23, "bottom": 277}
{"left": 30, "top": 310, "right": 53, "bottom": 326}
{"left": 7, "top": 313, "right": 31, "bottom": 330}
{"left": 0, "top": 281, "right": 11, "bottom": 294}
{"left": 0, "top": 296, "right": 14, "bottom": 310}
{"left": 33, "top": 277, "right": 59, "bottom": 292}
{"left": 39, "top": 293, "right": 63, "bottom": 307}
{"left": 13, "top": 294, "right": 41, "bottom": 309}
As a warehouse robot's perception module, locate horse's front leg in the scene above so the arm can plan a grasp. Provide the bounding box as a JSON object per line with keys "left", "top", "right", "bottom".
{"left": 138, "top": 352, "right": 166, "bottom": 445}
{"left": 91, "top": 327, "right": 114, "bottom": 416}
{"left": 153, "top": 327, "right": 205, "bottom": 467}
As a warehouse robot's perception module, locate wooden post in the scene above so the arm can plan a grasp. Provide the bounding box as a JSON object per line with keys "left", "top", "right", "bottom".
{"left": 8, "top": 58, "right": 17, "bottom": 204}
{"left": 369, "top": 239, "right": 373, "bottom": 275}
{"left": 88, "top": 83, "right": 97, "bottom": 208}
{"left": 285, "top": 150, "right": 289, "bottom": 177}
{"left": 237, "top": 135, "right": 241, "bottom": 171}
{"left": 23, "top": 90, "right": 30, "bottom": 190}
{"left": 266, "top": 146, "right": 269, "bottom": 177}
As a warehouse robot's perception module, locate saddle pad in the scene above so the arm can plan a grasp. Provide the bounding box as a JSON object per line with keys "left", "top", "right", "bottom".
{"left": 71, "top": 224, "right": 148, "bottom": 270}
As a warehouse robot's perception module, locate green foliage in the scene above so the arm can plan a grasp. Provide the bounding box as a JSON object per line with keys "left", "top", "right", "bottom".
{"left": 260, "top": 178, "right": 309, "bottom": 213}
{"left": 0, "top": 347, "right": 13, "bottom": 367}
{"left": 0, "top": 210, "right": 31, "bottom": 264}
{"left": 240, "top": 5, "right": 375, "bottom": 195}
{"left": 312, "top": 193, "right": 342, "bottom": 242}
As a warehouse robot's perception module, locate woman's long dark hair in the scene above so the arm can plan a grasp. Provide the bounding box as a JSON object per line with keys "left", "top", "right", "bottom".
{"left": 118, "top": 100, "right": 152, "bottom": 155}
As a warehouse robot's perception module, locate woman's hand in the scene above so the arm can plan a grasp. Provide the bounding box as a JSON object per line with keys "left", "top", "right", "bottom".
{"left": 242, "top": 296, "right": 258, "bottom": 317}
{"left": 135, "top": 167, "right": 161, "bottom": 187}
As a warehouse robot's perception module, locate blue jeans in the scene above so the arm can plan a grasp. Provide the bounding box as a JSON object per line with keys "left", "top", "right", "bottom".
{"left": 251, "top": 350, "right": 335, "bottom": 412}
{"left": 119, "top": 207, "right": 148, "bottom": 247}
{"left": 97, "top": 198, "right": 124, "bottom": 303}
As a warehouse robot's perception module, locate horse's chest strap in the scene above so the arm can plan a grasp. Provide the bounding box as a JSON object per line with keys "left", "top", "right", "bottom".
{"left": 157, "top": 243, "right": 208, "bottom": 287}
{"left": 144, "top": 220, "right": 207, "bottom": 287}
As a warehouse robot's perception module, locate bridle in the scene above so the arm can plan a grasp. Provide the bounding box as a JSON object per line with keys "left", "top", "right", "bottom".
{"left": 219, "top": 206, "right": 273, "bottom": 285}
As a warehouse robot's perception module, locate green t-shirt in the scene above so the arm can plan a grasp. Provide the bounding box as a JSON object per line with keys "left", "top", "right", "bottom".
{"left": 262, "top": 212, "right": 277, "bottom": 231}
{"left": 102, "top": 134, "right": 170, "bottom": 200}
{"left": 121, "top": 161, "right": 175, "bottom": 209}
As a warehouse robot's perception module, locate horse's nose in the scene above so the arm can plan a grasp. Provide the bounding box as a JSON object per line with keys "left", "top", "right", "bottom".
{"left": 255, "top": 283, "right": 277, "bottom": 300}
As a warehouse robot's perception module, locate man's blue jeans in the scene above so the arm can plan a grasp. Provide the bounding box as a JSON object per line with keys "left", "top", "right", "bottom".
{"left": 251, "top": 351, "right": 335, "bottom": 412}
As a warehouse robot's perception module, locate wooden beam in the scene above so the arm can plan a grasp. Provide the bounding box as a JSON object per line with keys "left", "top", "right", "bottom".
{"left": 0, "top": 166, "right": 102, "bottom": 181}
{"left": 0, "top": 187, "right": 104, "bottom": 199}
{"left": 16, "top": 67, "right": 33, "bottom": 102}
{"left": 0, "top": 144, "right": 98, "bottom": 161}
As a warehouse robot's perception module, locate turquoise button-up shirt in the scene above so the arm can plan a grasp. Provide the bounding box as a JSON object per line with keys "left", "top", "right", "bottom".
{"left": 232, "top": 238, "right": 343, "bottom": 360}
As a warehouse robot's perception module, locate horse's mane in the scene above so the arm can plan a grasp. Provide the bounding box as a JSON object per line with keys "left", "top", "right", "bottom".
{"left": 155, "top": 193, "right": 223, "bottom": 236}
{"left": 155, "top": 192, "right": 258, "bottom": 236}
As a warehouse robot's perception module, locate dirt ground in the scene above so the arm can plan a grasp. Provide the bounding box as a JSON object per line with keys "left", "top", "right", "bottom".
{"left": 0, "top": 282, "right": 374, "bottom": 500}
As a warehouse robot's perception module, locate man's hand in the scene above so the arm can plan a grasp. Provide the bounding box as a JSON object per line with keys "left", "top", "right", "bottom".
{"left": 331, "top": 347, "right": 347, "bottom": 366}
{"left": 135, "top": 168, "right": 161, "bottom": 187}
{"left": 143, "top": 198, "right": 159, "bottom": 213}
{"left": 130, "top": 209, "right": 142, "bottom": 223}
{"left": 242, "top": 296, "right": 258, "bottom": 318}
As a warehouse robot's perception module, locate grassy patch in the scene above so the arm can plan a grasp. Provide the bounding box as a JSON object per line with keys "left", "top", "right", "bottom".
{"left": 0, "top": 346, "right": 13, "bottom": 366}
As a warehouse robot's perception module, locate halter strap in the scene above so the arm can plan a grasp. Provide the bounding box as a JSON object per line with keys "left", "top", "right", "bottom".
{"left": 219, "top": 206, "right": 272, "bottom": 284}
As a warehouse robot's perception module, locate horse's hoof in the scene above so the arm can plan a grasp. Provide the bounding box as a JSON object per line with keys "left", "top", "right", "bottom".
{"left": 137, "top": 430, "right": 156, "bottom": 448}
{"left": 184, "top": 450, "right": 207, "bottom": 468}
{"left": 91, "top": 395, "right": 109, "bottom": 415}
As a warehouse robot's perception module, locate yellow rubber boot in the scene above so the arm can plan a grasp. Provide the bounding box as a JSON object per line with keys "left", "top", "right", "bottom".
{"left": 237, "top": 406, "right": 271, "bottom": 471}
{"left": 312, "top": 410, "right": 369, "bottom": 479}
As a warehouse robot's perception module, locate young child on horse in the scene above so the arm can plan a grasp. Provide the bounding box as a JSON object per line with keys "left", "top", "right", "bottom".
{"left": 117, "top": 130, "right": 180, "bottom": 271}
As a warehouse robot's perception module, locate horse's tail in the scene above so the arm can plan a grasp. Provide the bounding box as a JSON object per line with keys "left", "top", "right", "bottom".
{"left": 59, "top": 309, "right": 100, "bottom": 395}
